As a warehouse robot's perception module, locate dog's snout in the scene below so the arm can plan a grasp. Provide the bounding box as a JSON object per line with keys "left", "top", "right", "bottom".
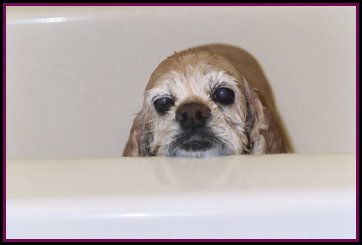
{"left": 175, "top": 102, "right": 211, "bottom": 129}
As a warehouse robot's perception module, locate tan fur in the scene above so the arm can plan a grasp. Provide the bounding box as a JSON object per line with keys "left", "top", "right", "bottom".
{"left": 123, "top": 44, "right": 293, "bottom": 157}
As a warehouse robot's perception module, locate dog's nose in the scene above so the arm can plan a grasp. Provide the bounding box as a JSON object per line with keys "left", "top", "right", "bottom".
{"left": 175, "top": 102, "right": 211, "bottom": 129}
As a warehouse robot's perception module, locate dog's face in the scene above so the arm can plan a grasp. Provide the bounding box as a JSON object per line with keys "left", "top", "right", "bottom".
{"left": 123, "top": 48, "right": 284, "bottom": 157}
{"left": 145, "top": 51, "right": 249, "bottom": 157}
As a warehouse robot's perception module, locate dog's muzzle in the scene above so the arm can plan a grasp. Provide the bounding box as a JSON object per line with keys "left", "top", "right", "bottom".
{"left": 174, "top": 102, "right": 213, "bottom": 152}
{"left": 166, "top": 102, "right": 229, "bottom": 157}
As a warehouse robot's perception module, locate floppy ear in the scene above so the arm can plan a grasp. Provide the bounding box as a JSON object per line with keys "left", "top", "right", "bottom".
{"left": 243, "top": 78, "right": 287, "bottom": 154}
{"left": 122, "top": 112, "right": 154, "bottom": 157}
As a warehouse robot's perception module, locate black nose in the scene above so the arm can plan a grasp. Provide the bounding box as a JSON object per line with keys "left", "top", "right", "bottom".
{"left": 175, "top": 102, "right": 211, "bottom": 129}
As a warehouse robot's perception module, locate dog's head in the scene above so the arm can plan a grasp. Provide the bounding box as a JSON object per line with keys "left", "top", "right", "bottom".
{"left": 123, "top": 48, "right": 282, "bottom": 157}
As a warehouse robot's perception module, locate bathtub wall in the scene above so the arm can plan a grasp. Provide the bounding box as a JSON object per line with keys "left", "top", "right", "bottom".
{"left": 6, "top": 6, "right": 357, "bottom": 158}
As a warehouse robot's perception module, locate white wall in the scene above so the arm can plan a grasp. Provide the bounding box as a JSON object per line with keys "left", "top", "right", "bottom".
{"left": 6, "top": 6, "right": 357, "bottom": 158}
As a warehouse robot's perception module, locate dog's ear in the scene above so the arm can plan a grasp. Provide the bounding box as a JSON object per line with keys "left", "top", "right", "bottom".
{"left": 123, "top": 115, "right": 142, "bottom": 156}
{"left": 243, "top": 78, "right": 286, "bottom": 154}
{"left": 123, "top": 112, "right": 153, "bottom": 157}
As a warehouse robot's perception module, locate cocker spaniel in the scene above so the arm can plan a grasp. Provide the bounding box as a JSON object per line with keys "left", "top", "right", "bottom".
{"left": 123, "top": 44, "right": 292, "bottom": 157}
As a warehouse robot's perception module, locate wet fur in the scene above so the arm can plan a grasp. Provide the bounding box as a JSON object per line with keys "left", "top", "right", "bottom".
{"left": 123, "top": 44, "right": 293, "bottom": 157}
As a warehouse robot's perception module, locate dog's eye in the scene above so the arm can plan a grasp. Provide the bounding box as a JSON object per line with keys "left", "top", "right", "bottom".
{"left": 154, "top": 97, "right": 175, "bottom": 114}
{"left": 213, "top": 87, "right": 235, "bottom": 105}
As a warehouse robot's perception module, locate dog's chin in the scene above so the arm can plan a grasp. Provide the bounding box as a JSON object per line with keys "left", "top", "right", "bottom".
{"left": 170, "top": 147, "right": 226, "bottom": 158}
{"left": 166, "top": 130, "right": 231, "bottom": 158}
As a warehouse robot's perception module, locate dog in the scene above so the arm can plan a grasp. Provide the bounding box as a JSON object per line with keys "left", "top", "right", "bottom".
{"left": 123, "top": 44, "right": 292, "bottom": 157}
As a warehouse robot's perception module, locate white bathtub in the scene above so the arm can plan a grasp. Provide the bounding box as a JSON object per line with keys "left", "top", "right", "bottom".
{"left": 6, "top": 154, "right": 357, "bottom": 239}
{"left": 5, "top": 6, "right": 357, "bottom": 239}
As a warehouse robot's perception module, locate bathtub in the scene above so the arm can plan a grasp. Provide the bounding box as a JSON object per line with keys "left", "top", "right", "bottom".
{"left": 6, "top": 154, "right": 356, "bottom": 239}
{"left": 5, "top": 5, "right": 357, "bottom": 240}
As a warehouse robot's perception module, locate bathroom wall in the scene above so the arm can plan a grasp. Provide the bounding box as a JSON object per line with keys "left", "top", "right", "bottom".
{"left": 6, "top": 6, "right": 357, "bottom": 158}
